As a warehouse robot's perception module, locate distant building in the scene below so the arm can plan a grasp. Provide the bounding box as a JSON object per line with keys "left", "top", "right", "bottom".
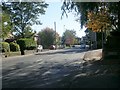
{"left": 33, "top": 33, "right": 41, "bottom": 45}
{"left": 85, "top": 28, "right": 97, "bottom": 49}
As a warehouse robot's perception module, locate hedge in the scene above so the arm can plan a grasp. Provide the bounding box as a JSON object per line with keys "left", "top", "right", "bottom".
{"left": 17, "top": 38, "right": 37, "bottom": 50}
{"left": 0, "top": 42, "right": 10, "bottom": 57}
{"left": 10, "top": 42, "right": 20, "bottom": 52}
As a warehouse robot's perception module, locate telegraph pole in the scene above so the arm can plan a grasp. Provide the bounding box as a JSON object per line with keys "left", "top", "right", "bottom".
{"left": 54, "top": 22, "right": 57, "bottom": 49}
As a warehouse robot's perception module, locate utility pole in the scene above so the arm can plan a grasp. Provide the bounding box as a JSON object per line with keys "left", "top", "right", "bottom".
{"left": 64, "top": 25, "right": 65, "bottom": 31}
{"left": 54, "top": 22, "right": 57, "bottom": 49}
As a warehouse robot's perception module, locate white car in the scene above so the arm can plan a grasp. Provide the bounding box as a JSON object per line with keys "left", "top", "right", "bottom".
{"left": 80, "top": 44, "right": 86, "bottom": 49}
{"left": 36, "top": 45, "right": 43, "bottom": 52}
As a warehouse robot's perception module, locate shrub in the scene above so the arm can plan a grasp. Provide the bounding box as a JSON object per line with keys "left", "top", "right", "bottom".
{"left": 0, "top": 42, "right": 10, "bottom": 57}
{"left": 24, "top": 38, "right": 37, "bottom": 50}
{"left": 10, "top": 42, "right": 20, "bottom": 52}
{"left": 17, "top": 38, "right": 37, "bottom": 50}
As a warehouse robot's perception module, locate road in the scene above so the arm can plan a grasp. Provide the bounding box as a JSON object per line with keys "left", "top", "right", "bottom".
{"left": 2, "top": 47, "right": 120, "bottom": 88}
{"left": 2, "top": 48, "right": 86, "bottom": 88}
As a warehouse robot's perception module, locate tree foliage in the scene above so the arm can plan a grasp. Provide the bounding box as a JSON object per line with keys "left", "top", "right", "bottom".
{"left": 61, "top": 1, "right": 99, "bottom": 28}
{"left": 0, "top": 12, "right": 12, "bottom": 40}
{"left": 86, "top": 9, "right": 111, "bottom": 32}
{"left": 2, "top": 1, "right": 48, "bottom": 38}
{"left": 38, "top": 27, "right": 60, "bottom": 49}
{"left": 61, "top": 1, "right": 119, "bottom": 31}
{"left": 55, "top": 32, "right": 61, "bottom": 45}
{"left": 14, "top": 25, "right": 35, "bottom": 39}
{"left": 62, "top": 29, "right": 76, "bottom": 45}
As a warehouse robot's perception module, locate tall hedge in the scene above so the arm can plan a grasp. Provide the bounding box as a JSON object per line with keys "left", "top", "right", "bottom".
{"left": 17, "top": 38, "right": 37, "bottom": 49}
{"left": 10, "top": 42, "right": 20, "bottom": 52}
{"left": 24, "top": 38, "right": 37, "bottom": 50}
{"left": 17, "top": 38, "right": 37, "bottom": 55}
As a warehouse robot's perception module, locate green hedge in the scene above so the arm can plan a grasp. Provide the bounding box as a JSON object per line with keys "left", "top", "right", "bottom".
{"left": 24, "top": 38, "right": 37, "bottom": 50}
{"left": 17, "top": 38, "right": 37, "bottom": 50}
{"left": 10, "top": 42, "right": 20, "bottom": 52}
{"left": 0, "top": 42, "right": 10, "bottom": 57}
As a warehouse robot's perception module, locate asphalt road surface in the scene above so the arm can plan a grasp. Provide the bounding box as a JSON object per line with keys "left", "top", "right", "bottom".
{"left": 2, "top": 48, "right": 120, "bottom": 88}
{"left": 2, "top": 48, "right": 86, "bottom": 88}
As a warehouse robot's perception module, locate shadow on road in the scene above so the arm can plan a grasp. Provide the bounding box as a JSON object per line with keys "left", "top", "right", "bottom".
{"left": 2, "top": 58, "right": 120, "bottom": 88}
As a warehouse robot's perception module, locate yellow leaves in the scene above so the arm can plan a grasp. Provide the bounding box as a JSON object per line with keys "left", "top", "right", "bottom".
{"left": 86, "top": 10, "right": 111, "bottom": 32}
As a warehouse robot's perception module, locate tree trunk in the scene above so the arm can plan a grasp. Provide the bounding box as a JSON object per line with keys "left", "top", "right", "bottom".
{"left": 20, "top": 48, "right": 25, "bottom": 55}
{"left": 102, "top": 31, "right": 104, "bottom": 49}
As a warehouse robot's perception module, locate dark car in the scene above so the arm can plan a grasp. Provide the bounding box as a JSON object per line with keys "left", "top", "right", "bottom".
{"left": 72, "top": 45, "right": 75, "bottom": 47}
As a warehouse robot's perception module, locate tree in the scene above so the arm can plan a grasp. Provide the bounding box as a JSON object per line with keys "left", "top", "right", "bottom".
{"left": 61, "top": 1, "right": 119, "bottom": 31}
{"left": 74, "top": 37, "right": 80, "bottom": 45}
{"left": 38, "top": 27, "right": 60, "bottom": 49}
{"left": 61, "top": 1, "right": 119, "bottom": 49}
{"left": 0, "top": 12, "right": 12, "bottom": 40}
{"left": 86, "top": 8, "right": 112, "bottom": 48}
{"left": 2, "top": 1, "right": 48, "bottom": 38}
{"left": 61, "top": 1, "right": 99, "bottom": 28}
{"left": 14, "top": 25, "right": 35, "bottom": 39}
{"left": 55, "top": 32, "right": 61, "bottom": 46}
{"left": 86, "top": 10, "right": 111, "bottom": 32}
{"left": 107, "top": 2, "right": 119, "bottom": 31}
{"left": 62, "top": 29, "right": 76, "bottom": 46}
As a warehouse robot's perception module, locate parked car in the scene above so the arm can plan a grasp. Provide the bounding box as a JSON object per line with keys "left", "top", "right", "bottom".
{"left": 86, "top": 45, "right": 89, "bottom": 49}
{"left": 72, "top": 45, "right": 75, "bottom": 47}
{"left": 36, "top": 45, "right": 43, "bottom": 52}
{"left": 80, "top": 44, "right": 86, "bottom": 49}
{"left": 49, "top": 45, "right": 56, "bottom": 50}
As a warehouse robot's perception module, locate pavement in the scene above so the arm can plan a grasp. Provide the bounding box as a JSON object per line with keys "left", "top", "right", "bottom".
{"left": 83, "top": 49, "right": 102, "bottom": 61}
{"left": 1, "top": 49, "right": 49, "bottom": 58}
{"left": 1, "top": 48, "right": 120, "bottom": 88}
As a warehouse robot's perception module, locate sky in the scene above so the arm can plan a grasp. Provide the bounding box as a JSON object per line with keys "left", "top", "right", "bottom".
{"left": 31, "top": 1, "right": 86, "bottom": 38}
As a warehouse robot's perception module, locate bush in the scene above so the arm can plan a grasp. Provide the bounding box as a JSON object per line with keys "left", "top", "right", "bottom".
{"left": 17, "top": 38, "right": 37, "bottom": 50}
{"left": 10, "top": 42, "right": 20, "bottom": 52}
{"left": 0, "top": 42, "right": 10, "bottom": 57}
{"left": 24, "top": 39, "right": 37, "bottom": 50}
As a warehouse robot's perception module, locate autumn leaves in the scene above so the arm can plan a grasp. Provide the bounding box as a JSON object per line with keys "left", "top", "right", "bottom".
{"left": 86, "top": 8, "right": 111, "bottom": 32}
